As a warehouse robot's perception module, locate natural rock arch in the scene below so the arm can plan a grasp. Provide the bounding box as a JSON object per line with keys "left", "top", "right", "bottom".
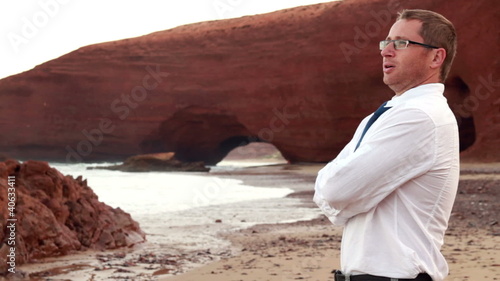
{"left": 0, "top": 0, "right": 498, "bottom": 163}
{"left": 140, "top": 107, "right": 271, "bottom": 165}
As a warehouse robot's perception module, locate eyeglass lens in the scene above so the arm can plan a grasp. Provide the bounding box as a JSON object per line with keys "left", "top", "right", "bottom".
{"left": 379, "top": 40, "right": 408, "bottom": 50}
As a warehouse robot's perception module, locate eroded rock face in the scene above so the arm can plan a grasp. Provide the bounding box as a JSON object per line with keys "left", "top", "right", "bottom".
{"left": 0, "top": 0, "right": 498, "bottom": 163}
{"left": 0, "top": 160, "right": 145, "bottom": 274}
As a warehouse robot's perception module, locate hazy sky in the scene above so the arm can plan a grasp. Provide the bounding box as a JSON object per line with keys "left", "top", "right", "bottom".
{"left": 0, "top": 0, "right": 334, "bottom": 79}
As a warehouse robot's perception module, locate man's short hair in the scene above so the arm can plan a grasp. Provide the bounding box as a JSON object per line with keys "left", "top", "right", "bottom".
{"left": 397, "top": 9, "right": 457, "bottom": 82}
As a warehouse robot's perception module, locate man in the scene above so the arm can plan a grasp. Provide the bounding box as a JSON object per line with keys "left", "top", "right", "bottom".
{"left": 314, "top": 9, "right": 458, "bottom": 281}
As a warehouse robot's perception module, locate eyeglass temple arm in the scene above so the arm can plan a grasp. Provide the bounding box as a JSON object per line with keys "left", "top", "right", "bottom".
{"left": 407, "top": 40, "right": 439, "bottom": 49}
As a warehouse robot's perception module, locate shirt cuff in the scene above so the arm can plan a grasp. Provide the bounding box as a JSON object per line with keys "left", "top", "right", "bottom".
{"left": 313, "top": 191, "right": 348, "bottom": 226}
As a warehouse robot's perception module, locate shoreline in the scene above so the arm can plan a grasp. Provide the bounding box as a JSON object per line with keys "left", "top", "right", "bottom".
{"left": 15, "top": 162, "right": 500, "bottom": 280}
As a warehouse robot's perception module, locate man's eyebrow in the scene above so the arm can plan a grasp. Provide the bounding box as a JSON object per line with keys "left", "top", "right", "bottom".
{"left": 385, "top": 36, "right": 409, "bottom": 40}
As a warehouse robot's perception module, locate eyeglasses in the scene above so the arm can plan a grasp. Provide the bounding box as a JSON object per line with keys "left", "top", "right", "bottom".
{"left": 379, "top": 39, "right": 439, "bottom": 50}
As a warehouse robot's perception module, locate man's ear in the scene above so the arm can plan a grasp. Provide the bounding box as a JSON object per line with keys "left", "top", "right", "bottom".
{"left": 430, "top": 48, "right": 446, "bottom": 70}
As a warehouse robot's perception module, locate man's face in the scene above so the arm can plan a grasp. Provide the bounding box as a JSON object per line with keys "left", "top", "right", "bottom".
{"left": 381, "top": 19, "right": 436, "bottom": 95}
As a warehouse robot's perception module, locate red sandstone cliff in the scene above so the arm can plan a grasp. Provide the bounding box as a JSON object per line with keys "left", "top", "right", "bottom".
{"left": 0, "top": 0, "right": 498, "bottom": 163}
{"left": 0, "top": 160, "right": 145, "bottom": 274}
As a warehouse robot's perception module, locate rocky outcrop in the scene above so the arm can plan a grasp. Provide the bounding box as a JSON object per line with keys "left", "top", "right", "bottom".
{"left": 0, "top": 0, "right": 498, "bottom": 163}
{"left": 0, "top": 160, "right": 145, "bottom": 275}
{"left": 89, "top": 152, "right": 210, "bottom": 172}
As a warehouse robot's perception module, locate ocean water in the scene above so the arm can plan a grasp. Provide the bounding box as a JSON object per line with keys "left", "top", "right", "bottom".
{"left": 50, "top": 162, "right": 291, "bottom": 214}
{"left": 49, "top": 161, "right": 320, "bottom": 252}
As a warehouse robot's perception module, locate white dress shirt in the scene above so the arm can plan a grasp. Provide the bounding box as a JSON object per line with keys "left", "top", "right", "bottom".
{"left": 314, "top": 83, "right": 459, "bottom": 281}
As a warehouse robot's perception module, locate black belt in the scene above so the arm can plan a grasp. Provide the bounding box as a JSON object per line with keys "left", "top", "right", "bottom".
{"left": 333, "top": 270, "right": 433, "bottom": 281}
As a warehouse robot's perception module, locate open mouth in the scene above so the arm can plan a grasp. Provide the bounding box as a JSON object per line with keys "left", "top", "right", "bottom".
{"left": 383, "top": 62, "right": 395, "bottom": 73}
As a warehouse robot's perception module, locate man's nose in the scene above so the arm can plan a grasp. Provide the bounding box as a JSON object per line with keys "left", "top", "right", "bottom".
{"left": 380, "top": 43, "right": 395, "bottom": 57}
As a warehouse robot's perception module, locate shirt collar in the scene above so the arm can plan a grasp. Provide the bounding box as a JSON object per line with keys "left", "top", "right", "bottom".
{"left": 386, "top": 83, "right": 444, "bottom": 107}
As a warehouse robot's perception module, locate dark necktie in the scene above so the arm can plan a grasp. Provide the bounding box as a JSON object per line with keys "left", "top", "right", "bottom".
{"left": 354, "top": 101, "right": 392, "bottom": 151}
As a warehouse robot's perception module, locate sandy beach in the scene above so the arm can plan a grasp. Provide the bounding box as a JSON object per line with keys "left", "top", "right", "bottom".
{"left": 161, "top": 163, "right": 500, "bottom": 281}
{"left": 14, "top": 161, "right": 500, "bottom": 281}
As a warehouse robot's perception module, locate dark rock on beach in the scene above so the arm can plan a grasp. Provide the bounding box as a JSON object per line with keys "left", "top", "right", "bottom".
{"left": 88, "top": 152, "right": 210, "bottom": 172}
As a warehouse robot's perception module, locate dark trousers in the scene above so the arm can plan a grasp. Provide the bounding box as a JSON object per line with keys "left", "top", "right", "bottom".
{"left": 333, "top": 270, "right": 433, "bottom": 281}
